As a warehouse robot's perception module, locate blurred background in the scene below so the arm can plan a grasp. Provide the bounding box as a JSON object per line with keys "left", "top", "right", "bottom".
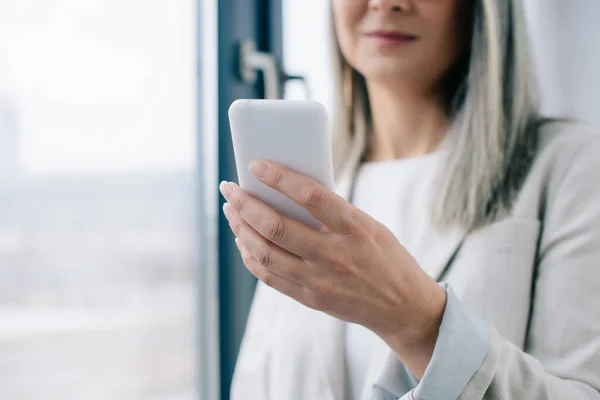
{"left": 0, "top": 0, "right": 598, "bottom": 399}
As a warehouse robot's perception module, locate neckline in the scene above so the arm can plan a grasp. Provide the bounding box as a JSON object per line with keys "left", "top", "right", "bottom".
{"left": 361, "top": 126, "right": 457, "bottom": 169}
{"left": 360, "top": 148, "right": 444, "bottom": 170}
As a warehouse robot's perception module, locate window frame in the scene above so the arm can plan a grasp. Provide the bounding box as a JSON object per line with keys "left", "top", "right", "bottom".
{"left": 200, "top": 0, "right": 283, "bottom": 399}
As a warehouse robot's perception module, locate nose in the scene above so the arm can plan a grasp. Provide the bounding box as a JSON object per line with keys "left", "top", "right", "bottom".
{"left": 368, "top": 0, "right": 413, "bottom": 13}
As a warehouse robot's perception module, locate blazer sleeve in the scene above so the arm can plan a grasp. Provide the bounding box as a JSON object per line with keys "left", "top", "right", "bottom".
{"left": 373, "top": 285, "right": 490, "bottom": 400}
{"left": 435, "top": 140, "right": 600, "bottom": 399}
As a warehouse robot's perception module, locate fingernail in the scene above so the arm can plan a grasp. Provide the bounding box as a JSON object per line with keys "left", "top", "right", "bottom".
{"left": 219, "top": 181, "right": 232, "bottom": 197}
{"left": 234, "top": 237, "right": 241, "bottom": 250}
{"left": 249, "top": 161, "right": 268, "bottom": 178}
{"left": 222, "top": 202, "right": 233, "bottom": 220}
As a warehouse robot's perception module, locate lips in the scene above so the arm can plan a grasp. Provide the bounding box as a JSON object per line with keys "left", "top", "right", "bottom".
{"left": 365, "top": 30, "right": 418, "bottom": 46}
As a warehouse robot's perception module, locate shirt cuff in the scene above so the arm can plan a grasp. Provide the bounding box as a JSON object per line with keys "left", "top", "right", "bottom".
{"left": 412, "top": 284, "right": 490, "bottom": 400}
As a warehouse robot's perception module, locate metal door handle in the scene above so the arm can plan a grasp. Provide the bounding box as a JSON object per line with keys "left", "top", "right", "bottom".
{"left": 282, "top": 73, "right": 312, "bottom": 101}
{"left": 238, "top": 39, "right": 311, "bottom": 100}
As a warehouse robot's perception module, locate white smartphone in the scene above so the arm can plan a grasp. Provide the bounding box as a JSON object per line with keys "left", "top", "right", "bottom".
{"left": 228, "top": 99, "right": 335, "bottom": 230}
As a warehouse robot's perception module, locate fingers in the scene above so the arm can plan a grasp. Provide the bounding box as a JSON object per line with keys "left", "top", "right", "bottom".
{"left": 235, "top": 237, "right": 306, "bottom": 302}
{"left": 248, "top": 160, "right": 367, "bottom": 234}
{"left": 220, "top": 181, "right": 327, "bottom": 260}
{"left": 224, "top": 203, "right": 311, "bottom": 285}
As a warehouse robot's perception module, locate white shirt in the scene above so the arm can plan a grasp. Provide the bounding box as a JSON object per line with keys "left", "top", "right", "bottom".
{"left": 344, "top": 148, "right": 449, "bottom": 400}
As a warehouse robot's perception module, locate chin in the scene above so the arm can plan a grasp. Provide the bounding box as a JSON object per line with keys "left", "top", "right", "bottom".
{"left": 358, "top": 59, "right": 436, "bottom": 89}
{"left": 360, "top": 65, "right": 414, "bottom": 85}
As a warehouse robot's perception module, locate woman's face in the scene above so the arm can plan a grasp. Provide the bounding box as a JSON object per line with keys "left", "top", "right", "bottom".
{"left": 332, "top": 0, "right": 466, "bottom": 90}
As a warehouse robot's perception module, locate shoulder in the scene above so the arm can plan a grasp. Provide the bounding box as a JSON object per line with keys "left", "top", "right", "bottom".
{"left": 515, "top": 120, "right": 600, "bottom": 224}
{"left": 514, "top": 120, "right": 600, "bottom": 219}
{"left": 536, "top": 120, "right": 600, "bottom": 167}
{"left": 531, "top": 120, "right": 600, "bottom": 190}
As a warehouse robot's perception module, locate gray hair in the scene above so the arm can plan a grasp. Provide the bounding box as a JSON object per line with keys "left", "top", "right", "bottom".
{"left": 331, "top": 0, "right": 541, "bottom": 232}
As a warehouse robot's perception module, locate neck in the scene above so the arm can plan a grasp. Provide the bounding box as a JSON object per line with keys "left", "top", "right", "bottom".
{"left": 365, "top": 81, "right": 449, "bottom": 162}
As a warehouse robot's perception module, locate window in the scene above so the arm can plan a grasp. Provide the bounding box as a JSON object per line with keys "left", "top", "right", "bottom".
{"left": 282, "top": 0, "right": 332, "bottom": 111}
{"left": 0, "top": 1, "right": 198, "bottom": 398}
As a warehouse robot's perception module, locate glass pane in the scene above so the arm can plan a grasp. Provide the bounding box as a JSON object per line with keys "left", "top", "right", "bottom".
{"left": 0, "top": 1, "right": 198, "bottom": 399}
{"left": 282, "top": 0, "right": 332, "bottom": 111}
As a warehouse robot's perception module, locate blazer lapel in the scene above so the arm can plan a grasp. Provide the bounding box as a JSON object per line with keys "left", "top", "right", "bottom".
{"left": 413, "top": 224, "right": 467, "bottom": 282}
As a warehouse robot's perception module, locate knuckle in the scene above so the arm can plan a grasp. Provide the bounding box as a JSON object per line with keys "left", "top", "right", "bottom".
{"left": 303, "top": 185, "right": 328, "bottom": 207}
{"left": 264, "top": 216, "right": 287, "bottom": 242}
{"left": 288, "top": 268, "right": 303, "bottom": 283}
{"left": 323, "top": 242, "right": 351, "bottom": 270}
{"left": 255, "top": 245, "right": 273, "bottom": 269}
{"left": 232, "top": 195, "right": 245, "bottom": 213}
{"left": 344, "top": 217, "right": 372, "bottom": 240}
{"left": 305, "top": 291, "right": 325, "bottom": 310}
{"left": 270, "top": 168, "right": 284, "bottom": 187}
{"left": 370, "top": 224, "right": 387, "bottom": 242}
{"left": 240, "top": 250, "right": 253, "bottom": 266}
{"left": 229, "top": 219, "right": 243, "bottom": 237}
{"left": 317, "top": 281, "right": 337, "bottom": 298}
{"left": 334, "top": 252, "right": 354, "bottom": 273}
{"left": 261, "top": 271, "right": 274, "bottom": 288}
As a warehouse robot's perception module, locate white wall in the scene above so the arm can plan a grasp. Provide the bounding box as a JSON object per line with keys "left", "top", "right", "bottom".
{"left": 524, "top": 0, "right": 599, "bottom": 125}
{"left": 282, "top": 0, "right": 333, "bottom": 112}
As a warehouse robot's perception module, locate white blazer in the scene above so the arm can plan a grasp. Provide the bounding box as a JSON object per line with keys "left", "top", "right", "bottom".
{"left": 231, "top": 122, "right": 600, "bottom": 399}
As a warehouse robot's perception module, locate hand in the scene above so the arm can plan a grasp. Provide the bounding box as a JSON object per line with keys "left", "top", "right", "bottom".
{"left": 219, "top": 160, "right": 447, "bottom": 379}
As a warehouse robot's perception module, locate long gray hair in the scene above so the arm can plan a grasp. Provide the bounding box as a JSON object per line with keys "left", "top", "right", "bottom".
{"left": 331, "top": 0, "right": 540, "bottom": 232}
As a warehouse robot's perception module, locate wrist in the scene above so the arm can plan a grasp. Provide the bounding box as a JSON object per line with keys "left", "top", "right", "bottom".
{"left": 381, "top": 278, "right": 447, "bottom": 380}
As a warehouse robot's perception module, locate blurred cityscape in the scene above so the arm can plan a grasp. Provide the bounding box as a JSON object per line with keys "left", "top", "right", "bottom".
{"left": 0, "top": 98, "right": 199, "bottom": 399}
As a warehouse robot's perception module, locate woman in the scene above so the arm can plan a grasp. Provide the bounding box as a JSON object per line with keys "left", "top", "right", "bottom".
{"left": 222, "top": 0, "right": 600, "bottom": 399}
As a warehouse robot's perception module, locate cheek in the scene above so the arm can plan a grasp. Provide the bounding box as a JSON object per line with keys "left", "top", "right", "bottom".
{"left": 332, "top": 0, "right": 366, "bottom": 66}
{"left": 418, "top": 0, "right": 465, "bottom": 63}
{"left": 419, "top": 0, "right": 463, "bottom": 43}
